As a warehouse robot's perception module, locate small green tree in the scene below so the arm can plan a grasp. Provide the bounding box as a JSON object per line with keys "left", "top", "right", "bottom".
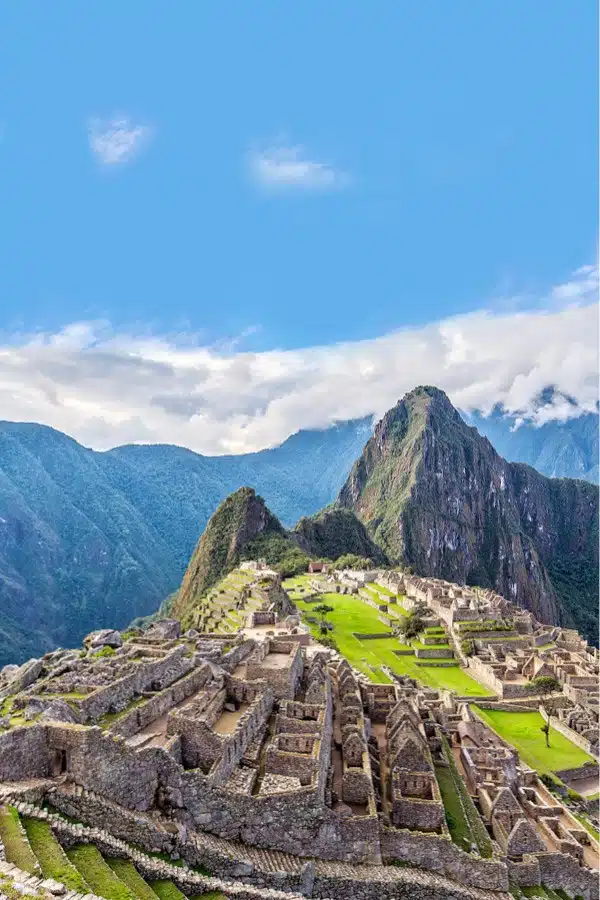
{"left": 530, "top": 675, "right": 561, "bottom": 748}
{"left": 313, "top": 603, "right": 334, "bottom": 634}
{"left": 397, "top": 610, "right": 424, "bottom": 642}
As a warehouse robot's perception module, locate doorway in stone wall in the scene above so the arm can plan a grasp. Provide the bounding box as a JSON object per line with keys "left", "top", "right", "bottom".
{"left": 49, "top": 749, "right": 68, "bottom": 777}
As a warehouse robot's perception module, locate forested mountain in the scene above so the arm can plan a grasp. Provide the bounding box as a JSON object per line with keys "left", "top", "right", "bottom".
{"left": 0, "top": 419, "right": 369, "bottom": 664}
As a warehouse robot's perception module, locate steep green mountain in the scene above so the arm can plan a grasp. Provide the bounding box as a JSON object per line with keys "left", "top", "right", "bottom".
{"left": 173, "top": 487, "right": 291, "bottom": 617}
{"left": 338, "top": 386, "right": 599, "bottom": 642}
{"left": 0, "top": 401, "right": 597, "bottom": 666}
{"left": 173, "top": 488, "right": 380, "bottom": 622}
{"left": 293, "top": 507, "right": 387, "bottom": 564}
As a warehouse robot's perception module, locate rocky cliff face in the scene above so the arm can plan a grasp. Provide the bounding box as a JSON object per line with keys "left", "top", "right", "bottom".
{"left": 338, "top": 386, "right": 599, "bottom": 640}
{"left": 174, "top": 487, "right": 286, "bottom": 617}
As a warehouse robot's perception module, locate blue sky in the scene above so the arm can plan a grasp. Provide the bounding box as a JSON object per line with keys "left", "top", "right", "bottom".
{"left": 0, "top": 2, "right": 598, "bottom": 452}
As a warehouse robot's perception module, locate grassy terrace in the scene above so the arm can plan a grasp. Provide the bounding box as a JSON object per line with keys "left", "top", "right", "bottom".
{"left": 284, "top": 577, "right": 490, "bottom": 695}
{"left": 66, "top": 844, "right": 137, "bottom": 900}
{"left": 474, "top": 707, "right": 596, "bottom": 777}
{"left": 106, "top": 859, "right": 159, "bottom": 900}
{"left": 149, "top": 879, "right": 187, "bottom": 900}
{"left": 0, "top": 806, "right": 40, "bottom": 874}
{"left": 23, "top": 818, "right": 89, "bottom": 892}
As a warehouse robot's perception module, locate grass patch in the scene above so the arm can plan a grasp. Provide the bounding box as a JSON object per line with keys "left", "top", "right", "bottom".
{"left": 474, "top": 707, "right": 596, "bottom": 777}
{"left": 412, "top": 640, "right": 452, "bottom": 650}
{"left": 435, "top": 763, "right": 473, "bottom": 849}
{"left": 149, "top": 879, "right": 187, "bottom": 900}
{"left": 0, "top": 807, "right": 40, "bottom": 874}
{"left": 106, "top": 859, "right": 159, "bottom": 900}
{"left": 440, "top": 736, "right": 492, "bottom": 857}
{"left": 66, "top": 844, "right": 136, "bottom": 900}
{"left": 23, "top": 818, "right": 89, "bottom": 892}
{"left": 189, "top": 894, "right": 228, "bottom": 900}
{"left": 141, "top": 849, "right": 183, "bottom": 867}
{"left": 98, "top": 695, "right": 146, "bottom": 729}
{"left": 573, "top": 813, "right": 600, "bottom": 842}
{"left": 286, "top": 587, "right": 490, "bottom": 694}
{"left": 372, "top": 583, "right": 398, "bottom": 597}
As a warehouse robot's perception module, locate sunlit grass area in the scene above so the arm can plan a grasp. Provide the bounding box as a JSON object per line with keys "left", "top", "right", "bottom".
{"left": 283, "top": 579, "right": 491, "bottom": 695}
{"left": 474, "top": 707, "right": 596, "bottom": 776}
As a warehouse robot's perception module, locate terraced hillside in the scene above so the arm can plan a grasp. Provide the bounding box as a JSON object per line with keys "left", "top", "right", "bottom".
{"left": 180, "top": 567, "right": 259, "bottom": 634}
{"left": 0, "top": 803, "right": 229, "bottom": 900}
{"left": 283, "top": 575, "right": 491, "bottom": 696}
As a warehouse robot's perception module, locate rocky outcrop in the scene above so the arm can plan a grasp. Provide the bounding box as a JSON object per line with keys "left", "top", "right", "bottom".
{"left": 338, "top": 386, "right": 599, "bottom": 641}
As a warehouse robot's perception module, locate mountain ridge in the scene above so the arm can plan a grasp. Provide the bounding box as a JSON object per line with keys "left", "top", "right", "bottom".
{"left": 0, "top": 398, "right": 597, "bottom": 665}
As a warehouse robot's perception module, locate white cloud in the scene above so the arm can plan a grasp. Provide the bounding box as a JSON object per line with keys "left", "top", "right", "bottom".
{"left": 0, "top": 266, "right": 597, "bottom": 454}
{"left": 249, "top": 144, "right": 346, "bottom": 190}
{"left": 88, "top": 116, "right": 151, "bottom": 166}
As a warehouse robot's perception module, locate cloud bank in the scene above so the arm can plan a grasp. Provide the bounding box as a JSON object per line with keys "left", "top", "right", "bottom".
{"left": 88, "top": 115, "right": 151, "bottom": 165}
{"left": 249, "top": 144, "right": 346, "bottom": 190}
{"left": 0, "top": 266, "right": 597, "bottom": 454}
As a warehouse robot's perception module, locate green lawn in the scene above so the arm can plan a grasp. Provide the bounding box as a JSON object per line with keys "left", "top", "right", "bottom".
{"left": 284, "top": 586, "right": 490, "bottom": 695}
{"left": 0, "top": 807, "right": 40, "bottom": 875}
{"left": 474, "top": 707, "right": 596, "bottom": 776}
{"left": 66, "top": 844, "right": 136, "bottom": 900}
{"left": 23, "top": 818, "right": 89, "bottom": 892}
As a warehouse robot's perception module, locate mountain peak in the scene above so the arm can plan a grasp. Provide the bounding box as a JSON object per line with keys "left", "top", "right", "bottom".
{"left": 173, "top": 487, "right": 285, "bottom": 618}
{"left": 337, "top": 386, "right": 598, "bottom": 640}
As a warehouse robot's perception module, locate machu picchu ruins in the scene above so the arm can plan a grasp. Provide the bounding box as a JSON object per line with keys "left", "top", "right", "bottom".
{"left": 0, "top": 555, "right": 598, "bottom": 900}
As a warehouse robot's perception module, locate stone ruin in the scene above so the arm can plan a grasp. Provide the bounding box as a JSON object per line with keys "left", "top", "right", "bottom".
{"left": 0, "top": 567, "right": 598, "bottom": 900}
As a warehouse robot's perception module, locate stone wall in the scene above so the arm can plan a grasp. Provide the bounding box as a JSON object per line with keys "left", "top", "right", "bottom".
{"left": 77, "top": 646, "right": 194, "bottom": 722}
{"left": 111, "top": 665, "right": 212, "bottom": 739}
{"left": 414, "top": 647, "right": 454, "bottom": 659}
{"left": 554, "top": 761, "right": 599, "bottom": 783}
{"left": 379, "top": 827, "right": 509, "bottom": 892}
{"left": 246, "top": 643, "right": 303, "bottom": 700}
{"left": 221, "top": 639, "right": 257, "bottom": 673}
{"left": 0, "top": 725, "right": 50, "bottom": 781}
{"left": 209, "top": 689, "right": 274, "bottom": 784}
{"left": 536, "top": 850, "right": 599, "bottom": 900}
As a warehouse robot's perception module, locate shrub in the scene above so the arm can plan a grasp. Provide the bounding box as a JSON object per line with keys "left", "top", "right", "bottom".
{"left": 332, "top": 554, "right": 373, "bottom": 570}
{"left": 460, "top": 639, "right": 474, "bottom": 657}
{"left": 92, "top": 646, "right": 116, "bottom": 659}
{"left": 318, "top": 634, "right": 338, "bottom": 651}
